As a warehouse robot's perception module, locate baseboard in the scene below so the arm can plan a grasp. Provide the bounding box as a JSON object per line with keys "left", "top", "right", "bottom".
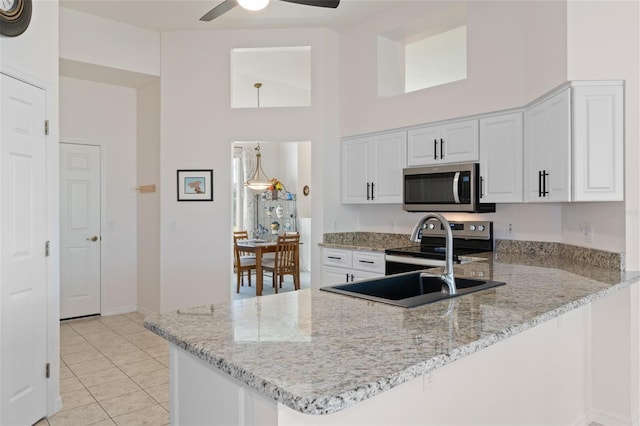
{"left": 136, "top": 305, "right": 157, "bottom": 317}
{"left": 101, "top": 305, "right": 138, "bottom": 316}
{"left": 592, "top": 408, "right": 634, "bottom": 426}
{"left": 48, "top": 394, "right": 62, "bottom": 417}
{"left": 572, "top": 411, "right": 591, "bottom": 426}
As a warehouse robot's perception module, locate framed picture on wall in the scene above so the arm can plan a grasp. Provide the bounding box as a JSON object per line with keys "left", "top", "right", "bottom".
{"left": 177, "top": 169, "right": 213, "bottom": 201}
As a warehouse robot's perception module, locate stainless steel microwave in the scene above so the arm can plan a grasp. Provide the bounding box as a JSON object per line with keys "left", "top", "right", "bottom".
{"left": 403, "top": 163, "right": 496, "bottom": 213}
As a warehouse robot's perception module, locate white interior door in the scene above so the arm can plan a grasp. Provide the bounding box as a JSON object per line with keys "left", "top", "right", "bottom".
{"left": 60, "top": 143, "right": 101, "bottom": 319}
{"left": 0, "top": 74, "right": 48, "bottom": 425}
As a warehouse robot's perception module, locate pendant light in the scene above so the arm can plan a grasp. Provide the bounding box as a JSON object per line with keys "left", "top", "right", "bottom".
{"left": 245, "top": 83, "right": 272, "bottom": 191}
{"left": 245, "top": 144, "right": 272, "bottom": 191}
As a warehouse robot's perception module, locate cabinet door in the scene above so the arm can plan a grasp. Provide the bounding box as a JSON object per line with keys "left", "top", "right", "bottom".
{"left": 407, "top": 125, "right": 440, "bottom": 166}
{"left": 371, "top": 131, "right": 407, "bottom": 203}
{"left": 543, "top": 89, "right": 571, "bottom": 202}
{"left": 572, "top": 85, "right": 624, "bottom": 201}
{"left": 350, "top": 270, "right": 384, "bottom": 282}
{"left": 479, "top": 112, "right": 523, "bottom": 203}
{"left": 440, "top": 119, "right": 479, "bottom": 163}
{"left": 323, "top": 248, "right": 352, "bottom": 268}
{"left": 341, "top": 137, "right": 371, "bottom": 203}
{"left": 525, "top": 89, "right": 571, "bottom": 202}
{"left": 352, "top": 251, "right": 386, "bottom": 274}
{"left": 322, "top": 266, "right": 352, "bottom": 285}
{"left": 322, "top": 266, "right": 383, "bottom": 285}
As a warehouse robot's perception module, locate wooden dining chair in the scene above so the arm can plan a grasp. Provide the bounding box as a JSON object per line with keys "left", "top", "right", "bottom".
{"left": 233, "top": 231, "right": 256, "bottom": 293}
{"left": 262, "top": 234, "right": 300, "bottom": 293}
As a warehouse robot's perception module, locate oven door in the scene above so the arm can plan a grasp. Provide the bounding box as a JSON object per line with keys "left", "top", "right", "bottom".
{"left": 385, "top": 254, "right": 446, "bottom": 275}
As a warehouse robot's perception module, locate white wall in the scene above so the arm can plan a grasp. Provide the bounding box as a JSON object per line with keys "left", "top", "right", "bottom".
{"left": 137, "top": 79, "right": 161, "bottom": 315}
{"left": 59, "top": 7, "right": 160, "bottom": 77}
{"left": 0, "top": 0, "right": 61, "bottom": 415}
{"left": 59, "top": 77, "right": 138, "bottom": 315}
{"left": 160, "top": 28, "right": 339, "bottom": 311}
{"left": 339, "top": 1, "right": 554, "bottom": 137}
{"left": 336, "top": 0, "right": 632, "bottom": 257}
{"left": 565, "top": 0, "right": 639, "bottom": 267}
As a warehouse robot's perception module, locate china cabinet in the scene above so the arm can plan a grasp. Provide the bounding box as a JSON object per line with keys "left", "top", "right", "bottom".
{"left": 255, "top": 192, "right": 297, "bottom": 239}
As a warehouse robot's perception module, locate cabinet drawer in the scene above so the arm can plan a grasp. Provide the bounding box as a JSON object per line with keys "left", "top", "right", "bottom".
{"left": 323, "top": 248, "right": 353, "bottom": 268}
{"left": 352, "top": 251, "right": 385, "bottom": 274}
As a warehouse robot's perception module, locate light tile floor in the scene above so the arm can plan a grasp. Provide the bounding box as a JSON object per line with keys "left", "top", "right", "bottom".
{"left": 35, "top": 274, "right": 310, "bottom": 425}
{"left": 36, "top": 312, "right": 169, "bottom": 426}
{"left": 233, "top": 270, "right": 311, "bottom": 300}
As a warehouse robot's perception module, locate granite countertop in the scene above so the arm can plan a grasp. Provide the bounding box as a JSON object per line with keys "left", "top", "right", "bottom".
{"left": 144, "top": 254, "right": 640, "bottom": 416}
{"left": 319, "top": 231, "right": 417, "bottom": 252}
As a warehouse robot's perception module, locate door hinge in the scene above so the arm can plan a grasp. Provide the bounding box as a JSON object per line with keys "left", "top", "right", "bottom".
{"left": 45, "top": 363, "right": 50, "bottom": 379}
{"left": 45, "top": 241, "right": 50, "bottom": 257}
{"left": 44, "top": 120, "right": 49, "bottom": 136}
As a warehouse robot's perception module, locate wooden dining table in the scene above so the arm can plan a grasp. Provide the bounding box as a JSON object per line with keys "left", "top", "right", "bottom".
{"left": 236, "top": 241, "right": 277, "bottom": 296}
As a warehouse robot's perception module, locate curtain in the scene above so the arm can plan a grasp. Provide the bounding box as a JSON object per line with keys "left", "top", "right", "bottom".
{"left": 234, "top": 147, "right": 257, "bottom": 237}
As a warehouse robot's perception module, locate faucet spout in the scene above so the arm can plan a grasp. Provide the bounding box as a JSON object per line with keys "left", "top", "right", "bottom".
{"left": 410, "top": 213, "right": 457, "bottom": 295}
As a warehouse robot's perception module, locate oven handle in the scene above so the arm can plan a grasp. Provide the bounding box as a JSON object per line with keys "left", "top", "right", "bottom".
{"left": 385, "top": 255, "right": 445, "bottom": 267}
{"left": 453, "top": 171, "right": 461, "bottom": 204}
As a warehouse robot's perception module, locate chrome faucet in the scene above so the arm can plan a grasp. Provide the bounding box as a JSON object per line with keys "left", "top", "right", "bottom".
{"left": 410, "top": 213, "right": 457, "bottom": 295}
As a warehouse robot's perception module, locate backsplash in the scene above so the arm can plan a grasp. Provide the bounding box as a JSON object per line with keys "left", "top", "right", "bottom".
{"left": 495, "top": 240, "right": 624, "bottom": 271}
{"left": 322, "top": 232, "right": 416, "bottom": 251}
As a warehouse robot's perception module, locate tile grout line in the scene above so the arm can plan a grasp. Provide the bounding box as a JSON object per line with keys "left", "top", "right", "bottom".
{"left": 57, "top": 313, "right": 170, "bottom": 425}
{"left": 84, "top": 315, "right": 160, "bottom": 423}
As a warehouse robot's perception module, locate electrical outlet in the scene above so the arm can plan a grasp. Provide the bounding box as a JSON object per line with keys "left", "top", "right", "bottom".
{"left": 579, "top": 221, "right": 593, "bottom": 243}
{"left": 422, "top": 372, "right": 434, "bottom": 391}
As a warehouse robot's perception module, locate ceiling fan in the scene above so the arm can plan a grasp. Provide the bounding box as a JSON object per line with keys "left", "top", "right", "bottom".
{"left": 200, "top": 0, "right": 340, "bottom": 22}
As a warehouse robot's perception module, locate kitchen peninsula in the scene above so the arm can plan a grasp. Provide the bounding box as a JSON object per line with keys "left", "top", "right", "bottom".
{"left": 145, "top": 252, "right": 640, "bottom": 425}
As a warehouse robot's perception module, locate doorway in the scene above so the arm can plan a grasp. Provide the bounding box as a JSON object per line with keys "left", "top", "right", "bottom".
{"left": 232, "top": 141, "right": 312, "bottom": 297}
{"left": 59, "top": 142, "right": 102, "bottom": 319}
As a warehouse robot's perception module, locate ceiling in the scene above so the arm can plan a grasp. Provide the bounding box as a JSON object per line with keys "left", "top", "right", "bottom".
{"left": 59, "top": 0, "right": 400, "bottom": 32}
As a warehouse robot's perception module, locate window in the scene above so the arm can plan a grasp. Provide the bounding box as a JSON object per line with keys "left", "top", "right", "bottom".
{"left": 405, "top": 26, "right": 467, "bottom": 93}
{"left": 377, "top": 4, "right": 467, "bottom": 97}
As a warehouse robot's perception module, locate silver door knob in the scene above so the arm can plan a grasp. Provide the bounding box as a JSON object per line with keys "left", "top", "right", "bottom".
{"left": 87, "top": 236, "right": 98, "bottom": 242}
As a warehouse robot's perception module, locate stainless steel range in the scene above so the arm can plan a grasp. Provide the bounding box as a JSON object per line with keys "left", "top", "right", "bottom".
{"left": 385, "top": 220, "right": 493, "bottom": 275}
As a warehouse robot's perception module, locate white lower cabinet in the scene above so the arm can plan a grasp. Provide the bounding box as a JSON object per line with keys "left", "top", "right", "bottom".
{"left": 322, "top": 248, "right": 385, "bottom": 285}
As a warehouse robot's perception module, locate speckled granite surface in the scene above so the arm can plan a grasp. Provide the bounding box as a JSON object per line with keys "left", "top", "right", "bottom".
{"left": 321, "top": 232, "right": 624, "bottom": 270}
{"left": 144, "top": 254, "right": 640, "bottom": 416}
{"left": 496, "top": 239, "right": 624, "bottom": 270}
{"left": 320, "top": 232, "right": 416, "bottom": 252}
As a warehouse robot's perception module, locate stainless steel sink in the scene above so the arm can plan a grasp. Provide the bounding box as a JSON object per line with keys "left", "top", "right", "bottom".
{"left": 320, "top": 271, "right": 505, "bottom": 308}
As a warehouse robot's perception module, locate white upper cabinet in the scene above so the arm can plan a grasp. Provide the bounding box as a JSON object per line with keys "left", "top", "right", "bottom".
{"left": 524, "top": 88, "right": 572, "bottom": 202}
{"left": 341, "top": 137, "right": 370, "bottom": 203}
{"left": 407, "top": 119, "right": 479, "bottom": 166}
{"left": 479, "top": 112, "right": 524, "bottom": 203}
{"left": 524, "top": 82, "right": 624, "bottom": 203}
{"left": 341, "top": 81, "right": 623, "bottom": 207}
{"left": 341, "top": 131, "right": 407, "bottom": 204}
{"left": 572, "top": 84, "right": 624, "bottom": 201}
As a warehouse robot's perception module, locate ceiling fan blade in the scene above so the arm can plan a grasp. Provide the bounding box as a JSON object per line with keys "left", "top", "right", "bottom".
{"left": 200, "top": 0, "right": 239, "bottom": 21}
{"left": 279, "top": 0, "right": 340, "bottom": 8}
